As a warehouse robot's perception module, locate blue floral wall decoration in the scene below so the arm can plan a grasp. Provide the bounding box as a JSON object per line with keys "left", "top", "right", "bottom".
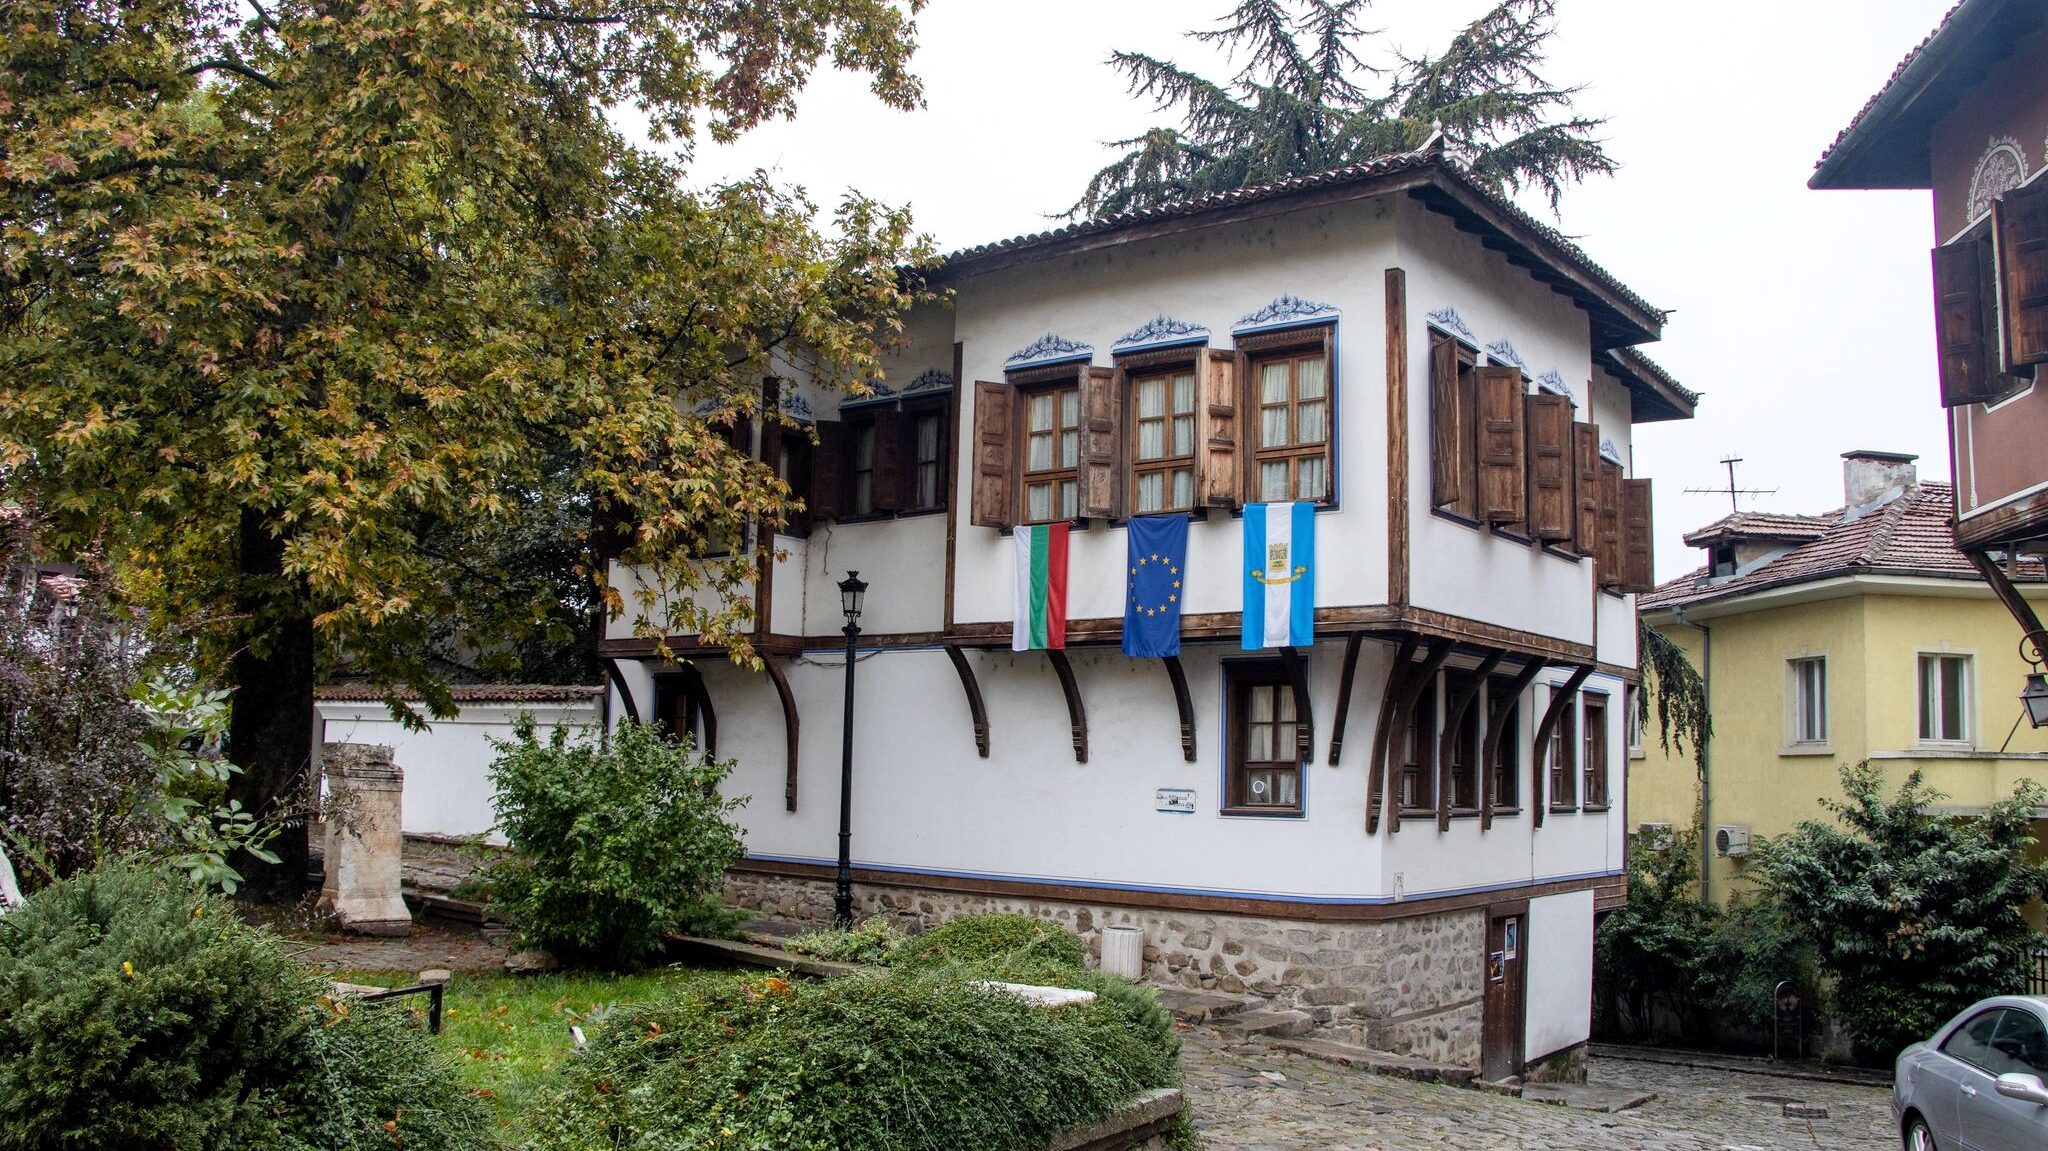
{"left": 1113, "top": 315, "right": 1210, "bottom": 353}
{"left": 1535, "top": 370, "right": 1572, "bottom": 399}
{"left": 1006, "top": 333, "right": 1093, "bottom": 369}
{"left": 1233, "top": 294, "right": 1339, "bottom": 334}
{"left": 1425, "top": 307, "right": 1474, "bottom": 341}
{"left": 905, "top": 368, "right": 955, "bottom": 393}
{"left": 1483, "top": 339, "right": 1525, "bottom": 368}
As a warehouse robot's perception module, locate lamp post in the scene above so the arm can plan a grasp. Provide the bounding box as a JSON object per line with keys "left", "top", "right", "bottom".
{"left": 834, "top": 571, "right": 867, "bottom": 928}
{"left": 2024, "top": 631, "right": 2048, "bottom": 731}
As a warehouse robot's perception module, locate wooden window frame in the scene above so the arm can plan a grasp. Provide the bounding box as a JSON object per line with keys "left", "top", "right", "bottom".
{"left": 903, "top": 396, "right": 951, "bottom": 516}
{"left": 772, "top": 428, "right": 813, "bottom": 537}
{"left": 1239, "top": 325, "right": 1335, "bottom": 508}
{"left": 1119, "top": 347, "right": 1203, "bottom": 517}
{"left": 845, "top": 414, "right": 880, "bottom": 518}
{"left": 1430, "top": 332, "right": 1482, "bottom": 522}
{"left": 1547, "top": 688, "right": 1578, "bottom": 812}
{"left": 1223, "top": 659, "right": 1306, "bottom": 817}
{"left": 1489, "top": 674, "right": 1523, "bottom": 812}
{"left": 1010, "top": 364, "right": 1085, "bottom": 527}
{"left": 1400, "top": 675, "right": 1438, "bottom": 815}
{"left": 1581, "top": 692, "right": 1609, "bottom": 811}
{"left": 1445, "top": 669, "right": 1483, "bottom": 815}
{"left": 1916, "top": 651, "right": 1974, "bottom": 746}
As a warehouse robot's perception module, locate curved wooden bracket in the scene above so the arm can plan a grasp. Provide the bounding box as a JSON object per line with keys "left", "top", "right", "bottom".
{"left": 599, "top": 657, "right": 640, "bottom": 725}
{"left": 1279, "top": 646, "right": 1314, "bottom": 763}
{"left": 1326, "top": 633, "right": 1364, "bottom": 766}
{"left": 1436, "top": 650, "right": 1504, "bottom": 832}
{"left": 1363, "top": 635, "right": 1419, "bottom": 833}
{"left": 1529, "top": 665, "right": 1594, "bottom": 830}
{"left": 763, "top": 656, "right": 800, "bottom": 812}
{"left": 1480, "top": 658, "right": 1547, "bottom": 830}
{"left": 1163, "top": 656, "right": 1196, "bottom": 762}
{"left": 1046, "top": 649, "right": 1088, "bottom": 764}
{"left": 943, "top": 644, "right": 991, "bottom": 758}
{"left": 1369, "top": 636, "right": 1452, "bottom": 835}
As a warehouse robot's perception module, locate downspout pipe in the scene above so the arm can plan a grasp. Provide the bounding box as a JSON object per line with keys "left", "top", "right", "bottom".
{"left": 1672, "top": 607, "right": 1712, "bottom": 905}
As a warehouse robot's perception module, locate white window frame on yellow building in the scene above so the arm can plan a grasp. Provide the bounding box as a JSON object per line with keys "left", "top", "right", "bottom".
{"left": 1915, "top": 649, "right": 1976, "bottom": 749}
{"left": 1784, "top": 655, "right": 1831, "bottom": 754}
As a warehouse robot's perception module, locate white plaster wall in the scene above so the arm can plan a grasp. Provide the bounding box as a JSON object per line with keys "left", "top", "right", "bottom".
{"left": 316, "top": 700, "right": 599, "bottom": 842}
{"left": 1396, "top": 197, "right": 1600, "bottom": 643}
{"left": 1525, "top": 888, "right": 1596, "bottom": 1061}
{"left": 603, "top": 559, "right": 756, "bottom": 642}
{"left": 795, "top": 515, "right": 947, "bottom": 637}
{"left": 949, "top": 197, "right": 1396, "bottom": 629}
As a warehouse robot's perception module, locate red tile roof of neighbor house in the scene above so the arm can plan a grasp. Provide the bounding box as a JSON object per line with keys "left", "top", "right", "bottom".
{"left": 1640, "top": 482, "right": 2048, "bottom": 613}
{"left": 314, "top": 684, "right": 602, "bottom": 704}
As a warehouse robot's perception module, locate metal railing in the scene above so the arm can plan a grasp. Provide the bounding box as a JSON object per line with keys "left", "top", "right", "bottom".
{"left": 2028, "top": 946, "right": 2048, "bottom": 996}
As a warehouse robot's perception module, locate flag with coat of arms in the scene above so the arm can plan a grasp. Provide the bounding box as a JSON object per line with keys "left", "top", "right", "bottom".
{"left": 1242, "top": 502, "right": 1314, "bottom": 649}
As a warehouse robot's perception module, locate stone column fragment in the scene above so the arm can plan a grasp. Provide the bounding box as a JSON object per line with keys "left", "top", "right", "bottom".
{"left": 319, "top": 743, "right": 413, "bottom": 936}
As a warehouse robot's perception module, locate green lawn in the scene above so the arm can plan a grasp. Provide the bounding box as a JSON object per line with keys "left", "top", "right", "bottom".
{"left": 338, "top": 965, "right": 729, "bottom": 1145}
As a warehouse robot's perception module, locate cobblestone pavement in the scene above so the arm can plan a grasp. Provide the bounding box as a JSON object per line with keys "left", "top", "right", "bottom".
{"left": 1182, "top": 1029, "right": 1897, "bottom": 1150}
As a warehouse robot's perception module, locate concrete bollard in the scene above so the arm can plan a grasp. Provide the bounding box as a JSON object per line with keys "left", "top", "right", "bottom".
{"left": 1100, "top": 924, "right": 1145, "bottom": 980}
{"left": 318, "top": 743, "right": 413, "bottom": 936}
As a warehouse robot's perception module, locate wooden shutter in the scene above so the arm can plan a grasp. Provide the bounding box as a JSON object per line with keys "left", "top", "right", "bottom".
{"left": 1596, "top": 461, "right": 1623, "bottom": 586}
{"left": 1197, "top": 348, "right": 1241, "bottom": 509}
{"left": 970, "top": 381, "right": 1014, "bottom": 529}
{"left": 1932, "top": 240, "right": 2000, "bottom": 407}
{"left": 809, "top": 421, "right": 847, "bottom": 521}
{"left": 1523, "top": 394, "right": 1573, "bottom": 541}
{"left": 1477, "top": 367, "right": 1527, "bottom": 524}
{"left": 1573, "top": 422, "right": 1600, "bottom": 555}
{"left": 1429, "top": 333, "right": 1462, "bottom": 508}
{"left": 870, "top": 409, "right": 910, "bottom": 513}
{"left": 1079, "top": 366, "right": 1123, "bottom": 519}
{"left": 1621, "top": 478, "right": 1654, "bottom": 593}
{"left": 1996, "top": 179, "right": 2048, "bottom": 369}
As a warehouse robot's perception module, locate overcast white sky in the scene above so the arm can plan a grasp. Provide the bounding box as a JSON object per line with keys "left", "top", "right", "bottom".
{"left": 686, "top": 0, "right": 1957, "bottom": 582}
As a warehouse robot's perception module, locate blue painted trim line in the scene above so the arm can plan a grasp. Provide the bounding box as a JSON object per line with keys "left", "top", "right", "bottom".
{"left": 744, "top": 853, "right": 1623, "bottom": 907}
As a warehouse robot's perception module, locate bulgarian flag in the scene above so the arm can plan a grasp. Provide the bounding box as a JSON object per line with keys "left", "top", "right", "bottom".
{"left": 1012, "top": 522, "right": 1069, "bottom": 651}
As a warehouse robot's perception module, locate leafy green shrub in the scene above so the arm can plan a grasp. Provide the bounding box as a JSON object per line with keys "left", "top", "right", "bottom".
{"left": 896, "top": 911, "right": 1087, "bottom": 971}
{"left": 784, "top": 914, "right": 905, "bottom": 964}
{"left": 1756, "top": 763, "right": 2048, "bottom": 1063}
{"left": 486, "top": 716, "right": 747, "bottom": 966}
{"left": 0, "top": 865, "right": 487, "bottom": 1151}
{"left": 1703, "top": 893, "right": 1815, "bottom": 1034}
{"left": 1595, "top": 829, "right": 1720, "bottom": 1039}
{"left": 535, "top": 967, "right": 1179, "bottom": 1151}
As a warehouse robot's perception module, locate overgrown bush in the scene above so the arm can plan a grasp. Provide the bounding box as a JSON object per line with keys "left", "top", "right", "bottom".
{"left": 486, "top": 716, "right": 747, "bottom": 966}
{"left": 1594, "top": 829, "right": 1813, "bottom": 1044}
{"left": 535, "top": 965, "right": 1179, "bottom": 1151}
{"left": 1755, "top": 763, "right": 2048, "bottom": 1063}
{"left": 784, "top": 914, "right": 905, "bottom": 964}
{"left": 0, "top": 865, "right": 488, "bottom": 1151}
{"left": 897, "top": 911, "right": 1088, "bottom": 971}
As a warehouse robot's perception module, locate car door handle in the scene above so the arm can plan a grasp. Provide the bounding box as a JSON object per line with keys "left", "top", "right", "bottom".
{"left": 1963, "top": 1085, "right": 1978, "bottom": 1097}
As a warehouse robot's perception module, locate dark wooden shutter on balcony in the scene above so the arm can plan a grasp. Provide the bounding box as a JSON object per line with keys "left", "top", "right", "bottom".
{"left": 869, "top": 409, "right": 910, "bottom": 512}
{"left": 1596, "top": 461, "right": 1623, "bottom": 586}
{"left": 1198, "top": 349, "right": 1241, "bottom": 509}
{"left": 809, "top": 421, "right": 847, "bottom": 522}
{"left": 1931, "top": 240, "right": 2001, "bottom": 407}
{"left": 1478, "top": 367, "right": 1527, "bottom": 524}
{"left": 970, "top": 382, "right": 1014, "bottom": 529}
{"left": 1430, "top": 332, "right": 1463, "bottom": 508}
{"left": 1621, "top": 478, "right": 1654, "bottom": 592}
{"left": 1573, "top": 423, "right": 1600, "bottom": 555}
{"left": 1079, "top": 366, "right": 1124, "bottom": 519}
{"left": 1524, "top": 394, "right": 1573, "bottom": 541}
{"left": 1995, "top": 179, "right": 2048, "bottom": 368}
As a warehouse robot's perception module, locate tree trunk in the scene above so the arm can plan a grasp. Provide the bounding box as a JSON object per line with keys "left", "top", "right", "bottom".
{"left": 227, "top": 509, "right": 317, "bottom": 902}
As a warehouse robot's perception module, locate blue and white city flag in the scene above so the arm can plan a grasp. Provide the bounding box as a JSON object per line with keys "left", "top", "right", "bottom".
{"left": 1241, "top": 501, "right": 1315, "bottom": 650}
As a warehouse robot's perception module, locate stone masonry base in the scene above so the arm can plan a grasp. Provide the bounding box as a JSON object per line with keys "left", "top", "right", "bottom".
{"left": 725, "top": 869, "right": 1488, "bottom": 1071}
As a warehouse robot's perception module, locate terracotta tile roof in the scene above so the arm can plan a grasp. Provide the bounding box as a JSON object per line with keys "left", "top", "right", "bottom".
{"left": 315, "top": 684, "right": 602, "bottom": 704}
{"left": 1603, "top": 347, "right": 1698, "bottom": 423}
{"left": 1641, "top": 482, "right": 2048, "bottom": 612}
{"left": 1680, "top": 511, "right": 1835, "bottom": 548}
{"left": 938, "top": 150, "right": 1665, "bottom": 339}
{"left": 1812, "top": 0, "right": 1970, "bottom": 179}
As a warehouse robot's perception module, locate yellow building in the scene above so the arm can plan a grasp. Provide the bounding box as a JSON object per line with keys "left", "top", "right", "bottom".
{"left": 1634, "top": 451, "right": 2048, "bottom": 904}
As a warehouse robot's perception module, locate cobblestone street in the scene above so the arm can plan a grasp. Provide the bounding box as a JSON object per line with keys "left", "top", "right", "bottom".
{"left": 1183, "top": 1030, "right": 1896, "bottom": 1151}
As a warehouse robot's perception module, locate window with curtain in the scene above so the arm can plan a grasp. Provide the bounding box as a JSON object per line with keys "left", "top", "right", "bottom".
{"left": 1918, "top": 653, "right": 1971, "bottom": 743}
{"left": 1252, "top": 350, "right": 1330, "bottom": 503}
{"left": 1131, "top": 368, "right": 1197, "bottom": 513}
{"left": 911, "top": 407, "right": 944, "bottom": 510}
{"left": 1789, "top": 657, "right": 1828, "bottom": 744}
{"left": 1226, "top": 662, "right": 1303, "bottom": 814}
{"left": 1022, "top": 385, "right": 1080, "bottom": 523}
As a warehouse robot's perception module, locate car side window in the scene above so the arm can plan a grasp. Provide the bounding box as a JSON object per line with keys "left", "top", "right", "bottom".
{"left": 1991, "top": 1010, "right": 2048, "bottom": 1078}
{"left": 1942, "top": 1010, "right": 2010, "bottom": 1071}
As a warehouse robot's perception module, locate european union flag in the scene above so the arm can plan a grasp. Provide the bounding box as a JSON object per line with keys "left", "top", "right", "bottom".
{"left": 1123, "top": 514, "right": 1189, "bottom": 658}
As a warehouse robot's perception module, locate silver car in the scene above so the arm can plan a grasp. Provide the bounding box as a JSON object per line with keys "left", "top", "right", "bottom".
{"left": 1894, "top": 995, "right": 2048, "bottom": 1150}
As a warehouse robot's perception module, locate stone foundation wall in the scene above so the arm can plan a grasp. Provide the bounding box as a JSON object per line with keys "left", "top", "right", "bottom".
{"left": 1522, "top": 1042, "right": 1587, "bottom": 1084}
{"left": 401, "top": 833, "right": 494, "bottom": 894}
{"left": 724, "top": 869, "right": 1489, "bottom": 1070}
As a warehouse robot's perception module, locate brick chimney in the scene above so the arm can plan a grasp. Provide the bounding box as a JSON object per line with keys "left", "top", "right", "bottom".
{"left": 1842, "top": 450, "right": 1917, "bottom": 509}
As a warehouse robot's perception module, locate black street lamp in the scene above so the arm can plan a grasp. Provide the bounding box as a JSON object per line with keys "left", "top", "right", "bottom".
{"left": 834, "top": 571, "right": 867, "bottom": 928}
{"left": 2024, "top": 632, "right": 2048, "bottom": 731}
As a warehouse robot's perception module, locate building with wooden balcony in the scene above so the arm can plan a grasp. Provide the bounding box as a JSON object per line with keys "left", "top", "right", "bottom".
{"left": 600, "top": 145, "right": 1694, "bottom": 1080}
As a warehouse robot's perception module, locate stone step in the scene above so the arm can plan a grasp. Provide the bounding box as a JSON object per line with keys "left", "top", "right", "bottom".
{"left": 1157, "top": 988, "right": 1256, "bottom": 1024}
{"left": 1266, "top": 1036, "right": 1476, "bottom": 1085}
{"left": 1213, "top": 1008, "right": 1316, "bottom": 1038}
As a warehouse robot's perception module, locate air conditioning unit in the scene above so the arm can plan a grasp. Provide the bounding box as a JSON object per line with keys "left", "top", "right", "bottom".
{"left": 1637, "top": 822, "right": 1674, "bottom": 848}
{"left": 1714, "top": 825, "right": 1751, "bottom": 857}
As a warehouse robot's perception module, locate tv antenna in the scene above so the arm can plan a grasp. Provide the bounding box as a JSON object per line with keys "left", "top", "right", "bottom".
{"left": 1684, "top": 456, "right": 1777, "bottom": 513}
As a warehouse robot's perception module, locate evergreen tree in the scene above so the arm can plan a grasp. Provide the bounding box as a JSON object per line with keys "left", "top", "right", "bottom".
{"left": 1071, "top": 0, "right": 1613, "bottom": 219}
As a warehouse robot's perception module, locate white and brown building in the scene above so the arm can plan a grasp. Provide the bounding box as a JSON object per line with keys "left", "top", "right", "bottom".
{"left": 602, "top": 147, "right": 1694, "bottom": 1079}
